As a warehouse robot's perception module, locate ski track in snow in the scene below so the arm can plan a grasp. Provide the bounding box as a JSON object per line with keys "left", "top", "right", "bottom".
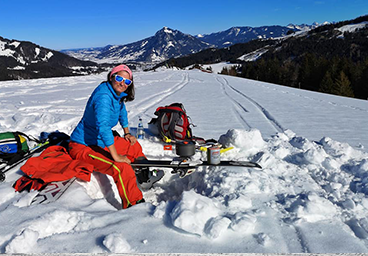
{"left": 134, "top": 71, "right": 176, "bottom": 88}
{"left": 217, "top": 76, "right": 285, "bottom": 133}
{"left": 259, "top": 83, "right": 368, "bottom": 113}
{"left": 128, "top": 72, "right": 189, "bottom": 121}
{"left": 216, "top": 76, "right": 252, "bottom": 130}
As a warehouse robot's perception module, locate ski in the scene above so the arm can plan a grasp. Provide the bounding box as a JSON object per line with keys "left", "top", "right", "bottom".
{"left": 131, "top": 158, "right": 261, "bottom": 178}
{"left": 131, "top": 158, "right": 261, "bottom": 169}
{"left": 31, "top": 177, "right": 76, "bottom": 205}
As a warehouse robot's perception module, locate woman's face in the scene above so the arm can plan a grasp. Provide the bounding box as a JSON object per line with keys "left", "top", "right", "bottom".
{"left": 111, "top": 70, "right": 131, "bottom": 96}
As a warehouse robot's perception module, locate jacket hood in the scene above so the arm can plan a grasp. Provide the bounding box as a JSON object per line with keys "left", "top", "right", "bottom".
{"left": 106, "top": 81, "right": 127, "bottom": 100}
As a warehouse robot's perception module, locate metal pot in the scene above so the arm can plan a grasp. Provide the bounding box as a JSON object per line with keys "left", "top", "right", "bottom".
{"left": 175, "top": 141, "right": 196, "bottom": 157}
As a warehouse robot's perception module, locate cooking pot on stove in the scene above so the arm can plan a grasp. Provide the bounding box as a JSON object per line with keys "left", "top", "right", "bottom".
{"left": 175, "top": 141, "right": 196, "bottom": 157}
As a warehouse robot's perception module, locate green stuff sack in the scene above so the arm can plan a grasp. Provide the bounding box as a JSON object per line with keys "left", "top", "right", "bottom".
{"left": 0, "top": 132, "right": 30, "bottom": 165}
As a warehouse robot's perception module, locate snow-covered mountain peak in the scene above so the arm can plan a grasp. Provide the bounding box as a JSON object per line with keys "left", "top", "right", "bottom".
{"left": 62, "top": 27, "right": 211, "bottom": 64}
{"left": 156, "top": 26, "right": 176, "bottom": 35}
{"left": 196, "top": 25, "right": 296, "bottom": 47}
{"left": 0, "top": 36, "right": 97, "bottom": 79}
{"left": 163, "top": 26, "right": 174, "bottom": 34}
{"left": 287, "top": 21, "right": 331, "bottom": 31}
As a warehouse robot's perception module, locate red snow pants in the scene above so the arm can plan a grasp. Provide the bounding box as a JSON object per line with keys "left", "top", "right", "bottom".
{"left": 69, "top": 136, "right": 145, "bottom": 209}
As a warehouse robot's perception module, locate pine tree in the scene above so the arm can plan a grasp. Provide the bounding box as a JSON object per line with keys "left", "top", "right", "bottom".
{"left": 355, "top": 59, "right": 368, "bottom": 99}
{"left": 319, "top": 71, "right": 334, "bottom": 94}
{"left": 333, "top": 71, "right": 355, "bottom": 97}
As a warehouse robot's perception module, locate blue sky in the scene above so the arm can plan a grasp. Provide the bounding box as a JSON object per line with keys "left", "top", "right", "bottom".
{"left": 0, "top": 0, "right": 367, "bottom": 50}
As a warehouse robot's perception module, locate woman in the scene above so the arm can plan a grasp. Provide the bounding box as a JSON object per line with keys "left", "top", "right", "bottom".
{"left": 69, "top": 64, "right": 145, "bottom": 209}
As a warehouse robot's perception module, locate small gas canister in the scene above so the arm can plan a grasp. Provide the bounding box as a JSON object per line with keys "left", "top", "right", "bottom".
{"left": 207, "top": 145, "right": 221, "bottom": 165}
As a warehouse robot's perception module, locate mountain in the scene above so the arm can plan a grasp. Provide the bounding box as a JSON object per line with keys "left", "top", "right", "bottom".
{"left": 286, "top": 21, "right": 330, "bottom": 31}
{"left": 0, "top": 36, "right": 100, "bottom": 81}
{"left": 61, "top": 25, "right": 316, "bottom": 64}
{"left": 196, "top": 25, "right": 299, "bottom": 48}
{"left": 162, "top": 17, "right": 367, "bottom": 70}
{"left": 154, "top": 39, "right": 277, "bottom": 69}
{"left": 157, "top": 15, "right": 368, "bottom": 99}
{"left": 61, "top": 27, "right": 213, "bottom": 64}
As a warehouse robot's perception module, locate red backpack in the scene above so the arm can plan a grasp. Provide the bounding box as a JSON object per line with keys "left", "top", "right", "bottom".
{"left": 153, "top": 103, "right": 193, "bottom": 142}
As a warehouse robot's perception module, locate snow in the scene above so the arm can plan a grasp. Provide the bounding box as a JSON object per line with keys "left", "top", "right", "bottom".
{"left": 238, "top": 47, "right": 269, "bottom": 61}
{"left": 1, "top": 69, "right": 368, "bottom": 253}
{"left": 197, "top": 62, "right": 236, "bottom": 74}
{"left": 337, "top": 22, "right": 368, "bottom": 33}
{"left": 7, "top": 66, "right": 25, "bottom": 70}
{"left": 0, "top": 40, "right": 28, "bottom": 65}
{"left": 165, "top": 41, "right": 175, "bottom": 49}
{"left": 141, "top": 40, "right": 148, "bottom": 47}
{"left": 35, "top": 47, "right": 40, "bottom": 57}
{"left": 164, "top": 27, "right": 173, "bottom": 34}
{"left": 9, "top": 41, "right": 20, "bottom": 48}
{"left": 0, "top": 40, "right": 15, "bottom": 57}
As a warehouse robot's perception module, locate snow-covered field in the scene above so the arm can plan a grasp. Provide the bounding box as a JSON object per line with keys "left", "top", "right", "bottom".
{"left": 0, "top": 69, "right": 368, "bottom": 253}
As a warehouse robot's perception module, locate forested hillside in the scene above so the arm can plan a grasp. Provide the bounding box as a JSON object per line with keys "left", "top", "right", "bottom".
{"left": 160, "top": 15, "right": 368, "bottom": 100}
{"left": 235, "top": 15, "right": 368, "bottom": 99}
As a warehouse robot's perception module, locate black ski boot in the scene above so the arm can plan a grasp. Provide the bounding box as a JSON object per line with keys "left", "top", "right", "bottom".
{"left": 135, "top": 167, "right": 164, "bottom": 190}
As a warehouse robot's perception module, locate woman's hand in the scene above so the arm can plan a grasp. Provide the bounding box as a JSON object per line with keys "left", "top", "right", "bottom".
{"left": 114, "top": 154, "right": 131, "bottom": 164}
{"left": 107, "top": 144, "right": 131, "bottom": 164}
{"left": 124, "top": 134, "right": 137, "bottom": 145}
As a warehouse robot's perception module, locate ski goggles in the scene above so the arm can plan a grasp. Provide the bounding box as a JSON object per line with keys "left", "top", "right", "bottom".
{"left": 114, "top": 75, "right": 132, "bottom": 86}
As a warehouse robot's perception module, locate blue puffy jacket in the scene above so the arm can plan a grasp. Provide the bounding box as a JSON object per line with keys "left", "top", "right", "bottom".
{"left": 71, "top": 82, "right": 128, "bottom": 148}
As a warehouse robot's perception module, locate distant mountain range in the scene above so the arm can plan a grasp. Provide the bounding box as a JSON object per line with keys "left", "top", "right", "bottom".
{"left": 0, "top": 36, "right": 100, "bottom": 80}
{"left": 196, "top": 25, "right": 303, "bottom": 47}
{"left": 0, "top": 21, "right": 337, "bottom": 81}
{"left": 61, "top": 24, "right": 318, "bottom": 64}
{"left": 158, "top": 15, "right": 368, "bottom": 100}
{"left": 154, "top": 17, "right": 368, "bottom": 70}
{"left": 61, "top": 27, "right": 212, "bottom": 64}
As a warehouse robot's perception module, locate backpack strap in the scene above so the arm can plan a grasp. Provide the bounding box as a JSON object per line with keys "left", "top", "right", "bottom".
{"left": 167, "top": 111, "right": 181, "bottom": 140}
{"left": 11, "top": 132, "right": 23, "bottom": 154}
{"left": 156, "top": 110, "right": 174, "bottom": 142}
{"left": 15, "top": 131, "right": 41, "bottom": 144}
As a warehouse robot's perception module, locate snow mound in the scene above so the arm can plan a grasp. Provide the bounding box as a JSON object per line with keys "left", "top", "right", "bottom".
{"left": 204, "top": 216, "right": 232, "bottom": 239}
{"left": 5, "top": 229, "right": 39, "bottom": 253}
{"left": 219, "top": 128, "right": 266, "bottom": 156}
{"left": 102, "top": 233, "right": 132, "bottom": 253}
{"left": 294, "top": 192, "right": 338, "bottom": 222}
{"left": 149, "top": 127, "right": 368, "bottom": 243}
{"left": 29, "top": 210, "right": 85, "bottom": 238}
{"left": 170, "top": 190, "right": 222, "bottom": 236}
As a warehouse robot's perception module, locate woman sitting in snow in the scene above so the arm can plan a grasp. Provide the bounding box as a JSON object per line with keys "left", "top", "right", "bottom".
{"left": 69, "top": 64, "right": 147, "bottom": 209}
